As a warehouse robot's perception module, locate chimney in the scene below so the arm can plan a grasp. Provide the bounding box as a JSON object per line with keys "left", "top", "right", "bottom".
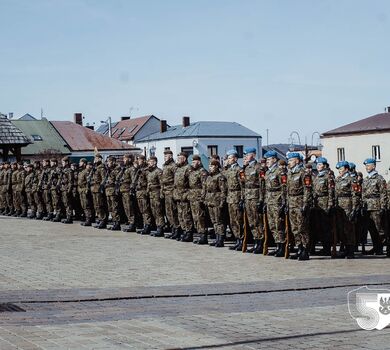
{"left": 182, "top": 116, "right": 190, "bottom": 128}
{"left": 8, "top": 112, "right": 13, "bottom": 119}
{"left": 121, "top": 116, "right": 130, "bottom": 121}
{"left": 160, "top": 120, "right": 167, "bottom": 133}
{"left": 86, "top": 125, "right": 94, "bottom": 131}
{"left": 74, "top": 113, "right": 83, "bottom": 126}
{"left": 386, "top": 107, "right": 390, "bottom": 113}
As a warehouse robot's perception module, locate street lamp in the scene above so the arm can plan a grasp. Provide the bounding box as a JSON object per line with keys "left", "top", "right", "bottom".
{"left": 100, "top": 116, "right": 112, "bottom": 138}
{"left": 288, "top": 131, "right": 301, "bottom": 151}
{"left": 311, "top": 131, "right": 321, "bottom": 147}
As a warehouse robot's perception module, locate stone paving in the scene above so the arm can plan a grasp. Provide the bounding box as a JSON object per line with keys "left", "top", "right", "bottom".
{"left": 0, "top": 215, "right": 389, "bottom": 349}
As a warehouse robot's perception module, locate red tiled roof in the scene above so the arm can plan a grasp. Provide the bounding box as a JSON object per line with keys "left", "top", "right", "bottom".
{"left": 322, "top": 112, "right": 390, "bottom": 137}
{"left": 51, "top": 121, "right": 133, "bottom": 151}
{"left": 109, "top": 115, "right": 155, "bottom": 141}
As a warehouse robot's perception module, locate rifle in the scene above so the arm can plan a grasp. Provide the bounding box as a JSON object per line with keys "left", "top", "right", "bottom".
{"left": 262, "top": 205, "right": 269, "bottom": 255}
{"left": 284, "top": 208, "right": 290, "bottom": 259}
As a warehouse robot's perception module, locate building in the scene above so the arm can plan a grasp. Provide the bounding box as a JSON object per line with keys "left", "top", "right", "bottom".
{"left": 136, "top": 116, "right": 262, "bottom": 167}
{"left": 321, "top": 108, "right": 390, "bottom": 179}
{"left": 96, "top": 115, "right": 162, "bottom": 145}
{"left": 0, "top": 114, "right": 31, "bottom": 162}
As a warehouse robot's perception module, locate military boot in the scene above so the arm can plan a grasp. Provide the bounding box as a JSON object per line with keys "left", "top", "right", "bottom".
{"left": 61, "top": 216, "right": 73, "bottom": 224}
{"left": 81, "top": 219, "right": 92, "bottom": 227}
{"left": 275, "top": 243, "right": 286, "bottom": 257}
{"left": 229, "top": 239, "right": 241, "bottom": 250}
{"left": 96, "top": 221, "right": 107, "bottom": 229}
{"left": 298, "top": 247, "right": 310, "bottom": 261}
{"left": 215, "top": 235, "right": 225, "bottom": 248}
{"left": 316, "top": 243, "right": 331, "bottom": 256}
{"left": 127, "top": 223, "right": 136, "bottom": 232}
{"left": 209, "top": 234, "right": 220, "bottom": 246}
{"left": 28, "top": 212, "right": 36, "bottom": 219}
{"left": 253, "top": 239, "right": 263, "bottom": 254}
{"left": 345, "top": 245, "right": 355, "bottom": 259}
{"left": 12, "top": 210, "right": 20, "bottom": 217}
{"left": 19, "top": 211, "right": 28, "bottom": 218}
{"left": 141, "top": 224, "right": 151, "bottom": 235}
{"left": 181, "top": 231, "right": 193, "bottom": 242}
{"left": 386, "top": 244, "right": 390, "bottom": 258}
{"left": 196, "top": 233, "right": 208, "bottom": 245}
{"left": 52, "top": 213, "right": 62, "bottom": 222}
{"left": 42, "top": 213, "right": 53, "bottom": 221}
{"left": 154, "top": 226, "right": 164, "bottom": 237}
{"left": 268, "top": 243, "right": 280, "bottom": 256}
{"left": 109, "top": 221, "right": 121, "bottom": 231}
{"left": 246, "top": 239, "right": 260, "bottom": 253}
{"left": 235, "top": 239, "right": 243, "bottom": 251}
{"left": 289, "top": 244, "right": 303, "bottom": 260}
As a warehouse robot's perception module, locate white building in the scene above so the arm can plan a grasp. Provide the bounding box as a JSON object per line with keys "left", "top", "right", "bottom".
{"left": 321, "top": 108, "right": 390, "bottom": 180}
{"left": 135, "top": 117, "right": 262, "bottom": 167}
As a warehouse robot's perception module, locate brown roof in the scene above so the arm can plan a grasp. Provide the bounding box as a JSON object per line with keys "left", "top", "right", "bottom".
{"left": 322, "top": 112, "right": 390, "bottom": 137}
{"left": 109, "top": 115, "right": 155, "bottom": 141}
{"left": 51, "top": 121, "right": 133, "bottom": 151}
{"left": 0, "top": 115, "right": 31, "bottom": 145}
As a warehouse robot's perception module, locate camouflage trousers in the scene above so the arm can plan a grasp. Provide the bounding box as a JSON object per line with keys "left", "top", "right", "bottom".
{"left": 310, "top": 207, "right": 332, "bottom": 245}
{"left": 208, "top": 205, "right": 225, "bottom": 235}
{"left": 149, "top": 193, "right": 165, "bottom": 227}
{"left": 26, "top": 191, "right": 36, "bottom": 214}
{"left": 190, "top": 200, "right": 207, "bottom": 234}
{"left": 288, "top": 205, "right": 309, "bottom": 247}
{"left": 51, "top": 190, "right": 61, "bottom": 213}
{"left": 177, "top": 200, "right": 193, "bottom": 232}
{"left": 6, "top": 191, "right": 13, "bottom": 211}
{"left": 61, "top": 191, "right": 73, "bottom": 218}
{"left": 137, "top": 194, "right": 152, "bottom": 226}
{"left": 106, "top": 194, "right": 120, "bottom": 222}
{"left": 92, "top": 192, "right": 107, "bottom": 222}
{"left": 43, "top": 189, "right": 53, "bottom": 214}
{"left": 244, "top": 199, "right": 262, "bottom": 239}
{"left": 228, "top": 202, "right": 243, "bottom": 239}
{"left": 266, "top": 201, "right": 285, "bottom": 243}
{"left": 33, "top": 191, "right": 44, "bottom": 215}
{"left": 334, "top": 208, "right": 355, "bottom": 246}
{"left": 365, "top": 210, "right": 386, "bottom": 246}
{"left": 121, "top": 192, "right": 135, "bottom": 225}
{"left": 163, "top": 193, "right": 179, "bottom": 229}
{"left": 79, "top": 191, "right": 92, "bottom": 220}
{"left": 0, "top": 190, "right": 6, "bottom": 210}
{"left": 13, "top": 190, "right": 26, "bottom": 213}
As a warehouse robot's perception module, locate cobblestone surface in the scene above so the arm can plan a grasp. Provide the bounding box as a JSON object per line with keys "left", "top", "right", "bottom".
{"left": 0, "top": 215, "right": 389, "bottom": 349}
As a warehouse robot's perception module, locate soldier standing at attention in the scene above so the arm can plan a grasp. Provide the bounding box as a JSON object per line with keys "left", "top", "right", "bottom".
{"left": 71, "top": 162, "right": 82, "bottom": 221}
{"left": 242, "top": 147, "right": 263, "bottom": 254}
{"left": 78, "top": 158, "right": 93, "bottom": 226}
{"left": 104, "top": 156, "right": 121, "bottom": 231}
{"left": 49, "top": 159, "right": 62, "bottom": 222}
{"left": 118, "top": 154, "right": 137, "bottom": 232}
{"left": 263, "top": 150, "right": 287, "bottom": 257}
{"left": 286, "top": 152, "right": 312, "bottom": 260}
{"left": 224, "top": 149, "right": 244, "bottom": 251}
{"left": 361, "top": 158, "right": 388, "bottom": 255}
{"left": 10, "top": 162, "right": 19, "bottom": 216}
{"left": 334, "top": 161, "right": 359, "bottom": 259}
{"left": 161, "top": 150, "right": 179, "bottom": 239}
{"left": 41, "top": 159, "right": 53, "bottom": 221}
{"left": 33, "top": 161, "right": 45, "bottom": 220}
{"left": 203, "top": 159, "right": 228, "bottom": 247}
{"left": 24, "top": 164, "right": 36, "bottom": 218}
{"left": 0, "top": 163, "right": 4, "bottom": 213}
{"left": 91, "top": 154, "right": 108, "bottom": 229}
{"left": 60, "top": 156, "right": 74, "bottom": 224}
{"left": 173, "top": 152, "right": 193, "bottom": 242}
{"left": 188, "top": 155, "right": 208, "bottom": 244}
{"left": 135, "top": 155, "right": 153, "bottom": 235}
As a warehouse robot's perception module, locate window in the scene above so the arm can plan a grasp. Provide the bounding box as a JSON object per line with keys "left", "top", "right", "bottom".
{"left": 337, "top": 148, "right": 345, "bottom": 162}
{"left": 181, "top": 146, "right": 193, "bottom": 156}
{"left": 207, "top": 145, "right": 218, "bottom": 157}
{"left": 164, "top": 147, "right": 171, "bottom": 151}
{"left": 234, "top": 145, "right": 244, "bottom": 158}
{"left": 372, "top": 145, "right": 381, "bottom": 161}
{"left": 31, "top": 135, "right": 43, "bottom": 141}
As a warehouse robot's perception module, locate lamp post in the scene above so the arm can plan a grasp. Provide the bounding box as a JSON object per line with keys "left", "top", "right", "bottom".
{"left": 100, "top": 117, "right": 112, "bottom": 138}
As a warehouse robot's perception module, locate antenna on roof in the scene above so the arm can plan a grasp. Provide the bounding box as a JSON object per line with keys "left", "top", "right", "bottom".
{"left": 40, "top": 108, "right": 43, "bottom": 119}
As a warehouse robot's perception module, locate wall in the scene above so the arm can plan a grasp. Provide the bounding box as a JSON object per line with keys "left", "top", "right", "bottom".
{"left": 321, "top": 131, "right": 390, "bottom": 180}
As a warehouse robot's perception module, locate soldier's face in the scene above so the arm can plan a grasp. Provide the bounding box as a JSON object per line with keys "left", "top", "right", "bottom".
{"left": 94, "top": 157, "right": 101, "bottom": 163}
{"left": 123, "top": 156, "right": 129, "bottom": 164}
{"left": 266, "top": 157, "right": 277, "bottom": 168}
{"left": 164, "top": 154, "right": 172, "bottom": 162}
{"left": 178, "top": 155, "right": 186, "bottom": 164}
{"left": 209, "top": 164, "right": 217, "bottom": 173}
{"left": 365, "top": 164, "right": 375, "bottom": 173}
{"left": 192, "top": 159, "right": 201, "bottom": 168}
{"left": 137, "top": 159, "right": 145, "bottom": 167}
{"left": 148, "top": 159, "right": 157, "bottom": 168}
{"left": 317, "top": 163, "right": 325, "bottom": 171}
{"left": 62, "top": 161, "right": 66, "bottom": 167}
{"left": 227, "top": 155, "right": 237, "bottom": 165}
{"left": 288, "top": 158, "right": 298, "bottom": 168}
{"left": 86, "top": 164, "right": 92, "bottom": 171}
{"left": 246, "top": 153, "right": 255, "bottom": 161}
{"left": 50, "top": 161, "right": 56, "bottom": 167}
{"left": 338, "top": 166, "right": 347, "bottom": 175}
{"left": 108, "top": 160, "right": 114, "bottom": 167}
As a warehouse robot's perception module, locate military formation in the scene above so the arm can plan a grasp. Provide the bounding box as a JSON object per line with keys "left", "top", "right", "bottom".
{"left": 0, "top": 148, "right": 389, "bottom": 261}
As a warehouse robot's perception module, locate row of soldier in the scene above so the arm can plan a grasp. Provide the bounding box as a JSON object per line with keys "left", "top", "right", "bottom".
{"left": 0, "top": 147, "right": 389, "bottom": 260}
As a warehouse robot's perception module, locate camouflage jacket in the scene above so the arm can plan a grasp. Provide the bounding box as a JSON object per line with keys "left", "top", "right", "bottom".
{"left": 90, "top": 163, "right": 106, "bottom": 193}
{"left": 361, "top": 171, "right": 387, "bottom": 211}
{"left": 161, "top": 159, "right": 177, "bottom": 195}
{"left": 48, "top": 167, "right": 61, "bottom": 192}
{"left": 243, "top": 160, "right": 262, "bottom": 201}
{"left": 118, "top": 164, "right": 136, "bottom": 193}
{"left": 24, "top": 171, "right": 35, "bottom": 193}
{"left": 104, "top": 165, "right": 120, "bottom": 196}
{"left": 147, "top": 166, "right": 163, "bottom": 199}
{"left": 263, "top": 163, "right": 286, "bottom": 205}
{"left": 223, "top": 162, "right": 243, "bottom": 204}
{"left": 135, "top": 164, "right": 149, "bottom": 199}
{"left": 77, "top": 167, "right": 89, "bottom": 194}
{"left": 188, "top": 166, "right": 208, "bottom": 201}
{"left": 173, "top": 163, "right": 191, "bottom": 202}
{"left": 312, "top": 169, "right": 335, "bottom": 210}
{"left": 32, "top": 169, "right": 42, "bottom": 192}
{"left": 60, "top": 167, "right": 74, "bottom": 193}
{"left": 203, "top": 171, "right": 227, "bottom": 207}
{"left": 286, "top": 164, "right": 312, "bottom": 208}
{"left": 334, "top": 172, "right": 359, "bottom": 214}
{"left": 15, "top": 169, "right": 25, "bottom": 192}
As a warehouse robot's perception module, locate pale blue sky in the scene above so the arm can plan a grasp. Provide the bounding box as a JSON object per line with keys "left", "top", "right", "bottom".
{"left": 1, "top": 0, "right": 390, "bottom": 144}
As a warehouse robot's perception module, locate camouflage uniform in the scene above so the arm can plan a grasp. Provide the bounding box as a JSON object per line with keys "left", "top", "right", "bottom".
{"left": 60, "top": 165, "right": 74, "bottom": 222}
{"left": 147, "top": 165, "right": 165, "bottom": 229}
{"left": 104, "top": 164, "right": 121, "bottom": 226}
{"left": 90, "top": 162, "right": 108, "bottom": 226}
{"left": 5, "top": 167, "right": 13, "bottom": 214}
{"left": 135, "top": 164, "right": 152, "bottom": 230}
{"left": 49, "top": 166, "right": 62, "bottom": 220}
{"left": 188, "top": 165, "right": 208, "bottom": 236}
{"left": 33, "top": 165, "right": 44, "bottom": 218}
{"left": 161, "top": 158, "right": 179, "bottom": 232}
{"left": 39, "top": 165, "right": 53, "bottom": 219}
{"left": 118, "top": 164, "right": 136, "bottom": 228}
{"left": 0, "top": 165, "right": 4, "bottom": 212}
{"left": 78, "top": 165, "right": 93, "bottom": 224}
{"left": 361, "top": 171, "right": 388, "bottom": 253}
{"left": 24, "top": 167, "right": 36, "bottom": 217}
{"left": 11, "top": 166, "right": 20, "bottom": 215}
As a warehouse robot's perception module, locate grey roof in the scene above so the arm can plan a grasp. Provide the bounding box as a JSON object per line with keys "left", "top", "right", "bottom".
{"left": 11, "top": 118, "right": 70, "bottom": 155}
{"left": 138, "top": 121, "right": 261, "bottom": 141}
{"left": 96, "top": 122, "right": 119, "bottom": 135}
{"left": 0, "top": 115, "right": 31, "bottom": 145}
{"left": 19, "top": 113, "right": 37, "bottom": 121}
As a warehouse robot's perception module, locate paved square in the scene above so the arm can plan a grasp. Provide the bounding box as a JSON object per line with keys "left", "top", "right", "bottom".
{"left": 0, "top": 215, "right": 389, "bottom": 349}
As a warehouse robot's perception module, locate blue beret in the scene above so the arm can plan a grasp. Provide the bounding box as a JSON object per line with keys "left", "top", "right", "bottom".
{"left": 287, "top": 152, "right": 300, "bottom": 160}
{"left": 264, "top": 150, "right": 278, "bottom": 159}
{"left": 336, "top": 161, "right": 349, "bottom": 169}
{"left": 316, "top": 157, "right": 328, "bottom": 164}
{"left": 363, "top": 158, "right": 376, "bottom": 165}
{"left": 348, "top": 162, "right": 356, "bottom": 169}
{"left": 226, "top": 149, "right": 238, "bottom": 157}
{"left": 244, "top": 147, "right": 256, "bottom": 155}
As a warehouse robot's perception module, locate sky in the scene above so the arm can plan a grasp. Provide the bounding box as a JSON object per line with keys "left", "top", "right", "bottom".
{"left": 1, "top": 0, "right": 390, "bottom": 145}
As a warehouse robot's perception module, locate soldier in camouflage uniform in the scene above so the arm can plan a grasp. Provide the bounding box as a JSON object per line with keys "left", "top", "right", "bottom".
{"left": 224, "top": 149, "right": 244, "bottom": 251}
{"left": 71, "top": 162, "right": 82, "bottom": 221}
{"left": 11, "top": 162, "right": 20, "bottom": 216}
{"left": 24, "top": 164, "right": 36, "bottom": 218}
{"left": 60, "top": 157, "right": 74, "bottom": 224}
{"left": 0, "top": 163, "right": 4, "bottom": 213}
{"left": 188, "top": 155, "right": 208, "bottom": 244}
{"left": 78, "top": 158, "right": 93, "bottom": 226}
{"left": 173, "top": 152, "right": 193, "bottom": 242}
{"left": 135, "top": 155, "right": 153, "bottom": 235}
{"left": 118, "top": 154, "right": 137, "bottom": 232}
{"left": 4, "top": 162, "right": 13, "bottom": 215}
{"left": 104, "top": 156, "right": 121, "bottom": 231}
{"left": 285, "top": 152, "right": 312, "bottom": 260}
{"left": 310, "top": 157, "right": 334, "bottom": 256}
{"left": 40, "top": 159, "right": 54, "bottom": 220}
{"left": 242, "top": 147, "right": 263, "bottom": 254}
{"left": 49, "top": 159, "right": 63, "bottom": 222}
{"left": 147, "top": 156, "right": 165, "bottom": 237}
{"left": 203, "top": 159, "right": 228, "bottom": 247}
{"left": 32, "top": 161, "right": 45, "bottom": 219}
{"left": 334, "top": 161, "right": 360, "bottom": 259}
{"left": 91, "top": 154, "right": 108, "bottom": 229}
{"left": 161, "top": 150, "right": 179, "bottom": 239}
{"left": 361, "top": 158, "right": 388, "bottom": 255}
{"left": 263, "top": 150, "right": 287, "bottom": 257}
